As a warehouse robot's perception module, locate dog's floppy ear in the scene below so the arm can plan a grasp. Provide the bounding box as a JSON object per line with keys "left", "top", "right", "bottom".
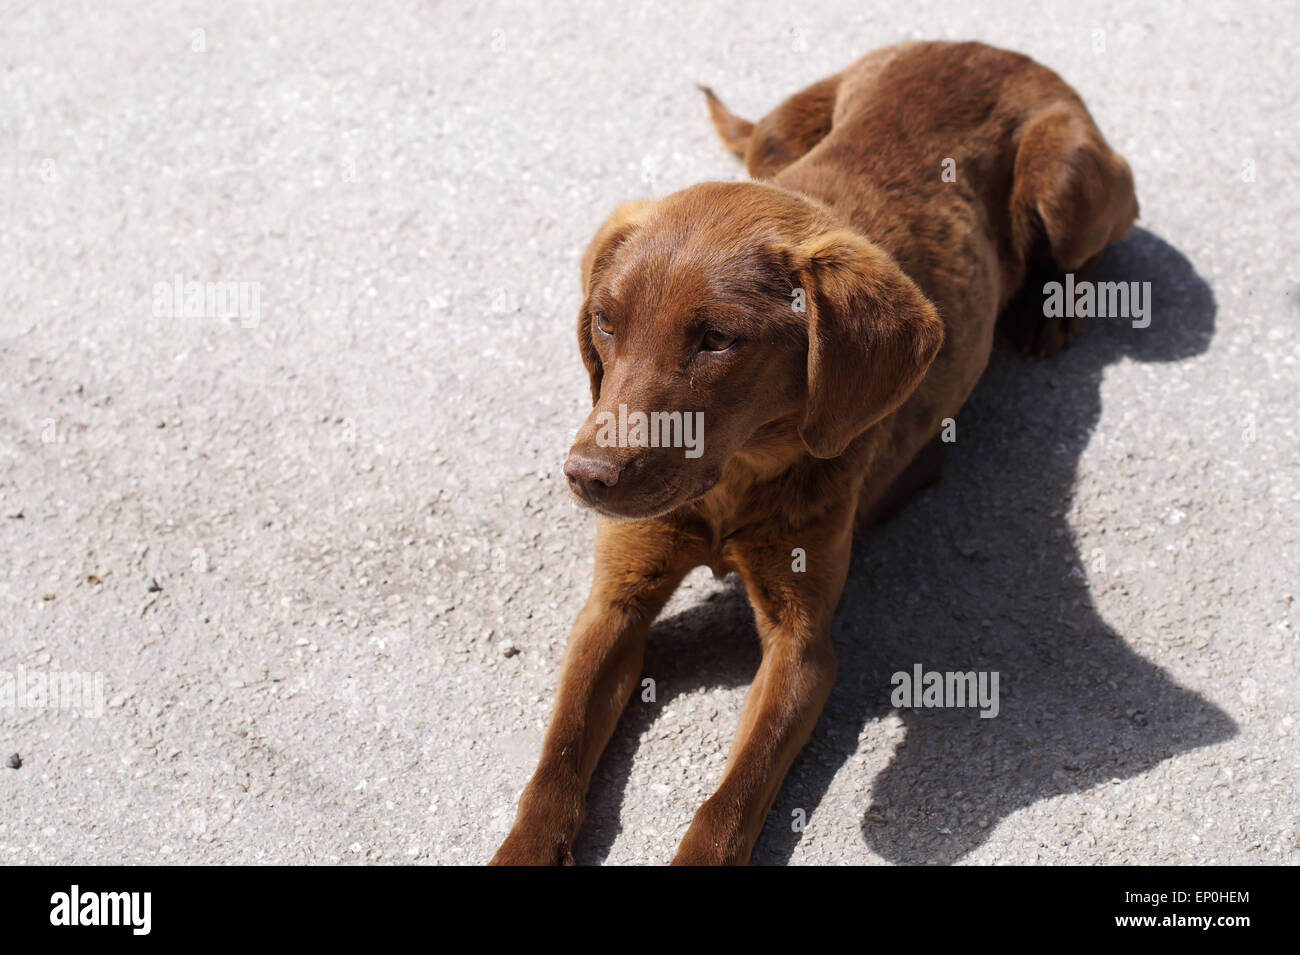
{"left": 794, "top": 230, "right": 945, "bottom": 458}
{"left": 577, "top": 200, "right": 653, "bottom": 403}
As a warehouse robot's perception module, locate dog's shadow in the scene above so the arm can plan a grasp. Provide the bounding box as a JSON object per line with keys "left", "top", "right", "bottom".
{"left": 573, "top": 228, "right": 1235, "bottom": 865}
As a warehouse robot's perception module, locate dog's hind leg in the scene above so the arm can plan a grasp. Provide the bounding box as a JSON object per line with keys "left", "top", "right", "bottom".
{"left": 1000, "top": 253, "right": 1103, "bottom": 358}
{"left": 1002, "top": 102, "right": 1139, "bottom": 357}
{"left": 700, "top": 74, "right": 842, "bottom": 180}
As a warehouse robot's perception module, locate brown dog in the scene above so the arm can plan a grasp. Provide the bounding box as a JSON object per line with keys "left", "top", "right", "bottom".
{"left": 491, "top": 40, "right": 1137, "bottom": 865}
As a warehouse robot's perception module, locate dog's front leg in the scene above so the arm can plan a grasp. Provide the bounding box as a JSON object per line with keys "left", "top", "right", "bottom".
{"left": 491, "top": 518, "right": 700, "bottom": 865}
{"left": 672, "top": 504, "right": 853, "bottom": 865}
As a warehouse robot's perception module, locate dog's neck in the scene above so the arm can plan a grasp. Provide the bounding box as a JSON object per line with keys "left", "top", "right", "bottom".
{"left": 685, "top": 413, "right": 870, "bottom": 555}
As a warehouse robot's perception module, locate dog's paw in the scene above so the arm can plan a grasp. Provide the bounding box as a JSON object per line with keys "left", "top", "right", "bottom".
{"left": 670, "top": 799, "right": 749, "bottom": 866}
{"left": 1026, "top": 309, "right": 1085, "bottom": 358}
{"left": 489, "top": 829, "right": 576, "bottom": 866}
{"left": 1002, "top": 289, "right": 1085, "bottom": 358}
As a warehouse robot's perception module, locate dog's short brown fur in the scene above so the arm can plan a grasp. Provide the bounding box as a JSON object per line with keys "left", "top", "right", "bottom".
{"left": 492, "top": 40, "right": 1137, "bottom": 865}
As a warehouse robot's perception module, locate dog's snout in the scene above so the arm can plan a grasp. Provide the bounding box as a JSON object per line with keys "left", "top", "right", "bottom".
{"left": 564, "top": 453, "right": 623, "bottom": 503}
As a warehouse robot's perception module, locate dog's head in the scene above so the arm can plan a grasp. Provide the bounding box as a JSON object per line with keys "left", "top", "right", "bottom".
{"left": 564, "top": 181, "right": 943, "bottom": 520}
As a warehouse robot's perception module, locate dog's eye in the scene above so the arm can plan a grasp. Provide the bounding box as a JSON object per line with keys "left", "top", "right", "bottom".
{"left": 701, "top": 329, "right": 736, "bottom": 352}
{"left": 593, "top": 311, "right": 613, "bottom": 336}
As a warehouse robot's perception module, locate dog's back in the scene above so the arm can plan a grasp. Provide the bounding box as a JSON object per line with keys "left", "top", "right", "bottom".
{"left": 706, "top": 40, "right": 1138, "bottom": 508}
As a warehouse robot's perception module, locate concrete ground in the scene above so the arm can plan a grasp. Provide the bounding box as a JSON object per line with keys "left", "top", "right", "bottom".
{"left": 1, "top": 0, "right": 1296, "bottom": 865}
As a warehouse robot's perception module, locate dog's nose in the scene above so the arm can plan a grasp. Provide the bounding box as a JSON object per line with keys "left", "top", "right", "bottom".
{"left": 564, "top": 453, "right": 623, "bottom": 503}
